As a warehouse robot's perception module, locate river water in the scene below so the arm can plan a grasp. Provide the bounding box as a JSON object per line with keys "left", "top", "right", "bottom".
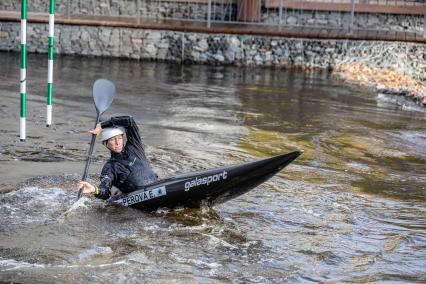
{"left": 0, "top": 52, "right": 425, "bottom": 282}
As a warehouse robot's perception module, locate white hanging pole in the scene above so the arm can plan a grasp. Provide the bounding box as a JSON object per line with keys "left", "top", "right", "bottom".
{"left": 46, "top": 0, "right": 55, "bottom": 127}
{"left": 20, "top": 0, "right": 27, "bottom": 141}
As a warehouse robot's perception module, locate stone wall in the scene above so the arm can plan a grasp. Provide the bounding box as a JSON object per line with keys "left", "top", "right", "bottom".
{"left": 0, "top": 0, "right": 233, "bottom": 21}
{"left": 0, "top": 0, "right": 423, "bottom": 33}
{"left": 1, "top": 21, "right": 425, "bottom": 82}
{"left": 264, "top": 10, "right": 424, "bottom": 34}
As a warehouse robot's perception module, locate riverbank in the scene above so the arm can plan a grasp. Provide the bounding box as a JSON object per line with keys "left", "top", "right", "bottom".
{"left": 335, "top": 63, "right": 426, "bottom": 108}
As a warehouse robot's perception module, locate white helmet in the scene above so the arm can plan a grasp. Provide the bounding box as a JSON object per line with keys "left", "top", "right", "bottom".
{"left": 101, "top": 127, "right": 124, "bottom": 142}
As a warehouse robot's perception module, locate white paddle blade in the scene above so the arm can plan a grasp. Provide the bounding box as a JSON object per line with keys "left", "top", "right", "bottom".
{"left": 93, "top": 79, "right": 115, "bottom": 115}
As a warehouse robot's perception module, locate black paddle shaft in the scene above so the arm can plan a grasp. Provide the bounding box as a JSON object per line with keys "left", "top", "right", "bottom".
{"left": 82, "top": 118, "right": 100, "bottom": 181}
{"left": 77, "top": 115, "right": 100, "bottom": 199}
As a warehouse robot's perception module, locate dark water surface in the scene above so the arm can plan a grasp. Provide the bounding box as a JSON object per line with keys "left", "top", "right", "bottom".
{"left": 0, "top": 52, "right": 425, "bottom": 282}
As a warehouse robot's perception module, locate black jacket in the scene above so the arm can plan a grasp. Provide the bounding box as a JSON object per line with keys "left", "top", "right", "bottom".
{"left": 95, "top": 116, "right": 157, "bottom": 200}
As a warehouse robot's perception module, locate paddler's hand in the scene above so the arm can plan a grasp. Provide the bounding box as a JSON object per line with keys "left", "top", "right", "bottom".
{"left": 77, "top": 181, "right": 96, "bottom": 195}
{"left": 89, "top": 123, "right": 102, "bottom": 136}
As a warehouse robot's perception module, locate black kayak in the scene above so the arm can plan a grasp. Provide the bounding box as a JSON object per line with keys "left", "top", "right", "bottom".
{"left": 108, "top": 150, "right": 302, "bottom": 211}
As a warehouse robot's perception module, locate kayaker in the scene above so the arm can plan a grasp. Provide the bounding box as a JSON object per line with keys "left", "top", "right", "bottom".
{"left": 76, "top": 116, "right": 158, "bottom": 199}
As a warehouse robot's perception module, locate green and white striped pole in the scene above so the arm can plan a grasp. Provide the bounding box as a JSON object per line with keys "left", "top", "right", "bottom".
{"left": 46, "top": 0, "right": 55, "bottom": 127}
{"left": 20, "top": 0, "right": 27, "bottom": 141}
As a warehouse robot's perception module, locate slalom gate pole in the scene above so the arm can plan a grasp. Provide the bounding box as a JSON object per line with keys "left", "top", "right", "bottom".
{"left": 20, "top": 0, "right": 27, "bottom": 141}
{"left": 46, "top": 0, "right": 55, "bottom": 127}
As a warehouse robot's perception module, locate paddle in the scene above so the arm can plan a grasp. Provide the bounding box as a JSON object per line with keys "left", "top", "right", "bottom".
{"left": 77, "top": 79, "right": 115, "bottom": 199}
